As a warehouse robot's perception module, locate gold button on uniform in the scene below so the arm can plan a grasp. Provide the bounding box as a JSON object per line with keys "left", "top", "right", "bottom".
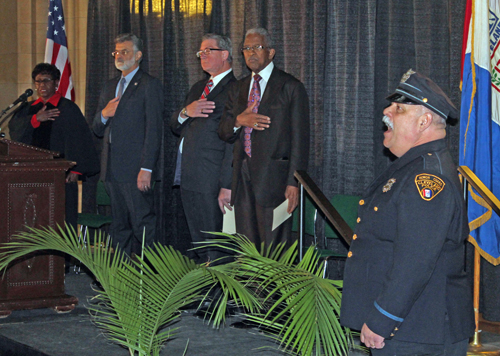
{"left": 348, "top": 251, "right": 353, "bottom": 258}
{"left": 353, "top": 234, "right": 357, "bottom": 240}
{"left": 374, "top": 207, "right": 378, "bottom": 211}
{"left": 359, "top": 199, "right": 365, "bottom": 205}
{"left": 357, "top": 217, "right": 361, "bottom": 223}
{"left": 394, "top": 327, "right": 398, "bottom": 331}
{"left": 390, "top": 333, "right": 395, "bottom": 337}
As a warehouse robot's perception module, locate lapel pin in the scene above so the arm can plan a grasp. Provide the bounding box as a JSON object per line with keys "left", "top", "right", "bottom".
{"left": 383, "top": 178, "right": 396, "bottom": 193}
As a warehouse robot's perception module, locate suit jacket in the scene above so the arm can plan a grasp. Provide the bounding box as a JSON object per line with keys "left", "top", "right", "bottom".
{"left": 340, "top": 139, "right": 474, "bottom": 344}
{"left": 218, "top": 67, "right": 310, "bottom": 207}
{"left": 170, "top": 72, "right": 235, "bottom": 195}
{"left": 93, "top": 68, "right": 164, "bottom": 182}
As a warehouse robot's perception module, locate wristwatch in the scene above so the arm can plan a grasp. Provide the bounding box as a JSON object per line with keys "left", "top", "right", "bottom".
{"left": 181, "top": 107, "right": 190, "bottom": 118}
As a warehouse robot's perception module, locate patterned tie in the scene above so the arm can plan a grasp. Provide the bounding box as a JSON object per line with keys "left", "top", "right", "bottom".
{"left": 117, "top": 77, "right": 126, "bottom": 98}
{"left": 110, "top": 77, "right": 126, "bottom": 144}
{"left": 244, "top": 74, "right": 262, "bottom": 157}
{"left": 201, "top": 79, "right": 214, "bottom": 99}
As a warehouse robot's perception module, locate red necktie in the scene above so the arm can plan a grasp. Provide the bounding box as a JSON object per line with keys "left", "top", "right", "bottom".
{"left": 244, "top": 74, "right": 262, "bottom": 157}
{"left": 201, "top": 79, "right": 213, "bottom": 99}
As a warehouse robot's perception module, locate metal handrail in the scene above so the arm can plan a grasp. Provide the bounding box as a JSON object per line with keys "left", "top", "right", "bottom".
{"left": 294, "top": 170, "right": 353, "bottom": 259}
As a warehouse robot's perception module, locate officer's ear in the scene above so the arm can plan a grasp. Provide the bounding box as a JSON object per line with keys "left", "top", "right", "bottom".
{"left": 417, "top": 112, "right": 433, "bottom": 132}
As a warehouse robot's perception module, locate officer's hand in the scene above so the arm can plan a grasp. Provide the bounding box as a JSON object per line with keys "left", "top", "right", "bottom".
{"left": 360, "top": 323, "right": 385, "bottom": 349}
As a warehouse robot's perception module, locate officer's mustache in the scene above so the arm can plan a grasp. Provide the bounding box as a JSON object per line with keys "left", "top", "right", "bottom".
{"left": 382, "top": 115, "right": 393, "bottom": 130}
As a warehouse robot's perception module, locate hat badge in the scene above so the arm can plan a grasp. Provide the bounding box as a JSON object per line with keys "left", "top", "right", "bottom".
{"left": 401, "top": 69, "right": 416, "bottom": 83}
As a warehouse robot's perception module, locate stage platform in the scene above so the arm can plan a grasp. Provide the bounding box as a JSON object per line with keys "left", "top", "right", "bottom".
{"left": 0, "top": 272, "right": 498, "bottom": 355}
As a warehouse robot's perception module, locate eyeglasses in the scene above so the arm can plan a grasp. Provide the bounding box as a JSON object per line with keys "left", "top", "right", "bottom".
{"left": 112, "top": 49, "right": 131, "bottom": 57}
{"left": 196, "top": 48, "right": 224, "bottom": 58}
{"left": 241, "top": 45, "right": 267, "bottom": 53}
{"left": 34, "top": 79, "right": 54, "bottom": 85}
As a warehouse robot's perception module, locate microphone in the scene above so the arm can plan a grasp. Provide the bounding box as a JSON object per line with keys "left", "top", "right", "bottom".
{"left": 6, "top": 89, "right": 34, "bottom": 110}
{"left": 0, "top": 89, "right": 34, "bottom": 120}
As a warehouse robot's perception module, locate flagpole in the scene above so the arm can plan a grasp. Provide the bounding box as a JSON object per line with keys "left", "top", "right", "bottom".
{"left": 462, "top": 173, "right": 500, "bottom": 356}
{"left": 467, "top": 247, "right": 500, "bottom": 356}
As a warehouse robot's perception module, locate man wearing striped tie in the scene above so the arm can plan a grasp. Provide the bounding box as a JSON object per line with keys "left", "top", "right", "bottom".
{"left": 218, "top": 28, "right": 310, "bottom": 248}
{"left": 171, "top": 34, "right": 235, "bottom": 264}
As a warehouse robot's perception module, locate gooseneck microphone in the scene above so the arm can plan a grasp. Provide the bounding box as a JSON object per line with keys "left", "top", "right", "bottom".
{"left": 0, "top": 88, "right": 34, "bottom": 121}
{"left": 7, "top": 89, "right": 34, "bottom": 110}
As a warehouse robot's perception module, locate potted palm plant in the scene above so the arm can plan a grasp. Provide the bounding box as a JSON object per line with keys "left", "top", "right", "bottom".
{"left": 0, "top": 227, "right": 355, "bottom": 356}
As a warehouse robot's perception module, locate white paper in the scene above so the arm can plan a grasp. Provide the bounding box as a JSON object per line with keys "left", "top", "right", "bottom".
{"left": 272, "top": 199, "right": 292, "bottom": 231}
{"left": 222, "top": 206, "right": 237, "bottom": 234}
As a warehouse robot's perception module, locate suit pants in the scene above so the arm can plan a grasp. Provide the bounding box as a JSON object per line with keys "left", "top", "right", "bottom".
{"left": 180, "top": 187, "right": 227, "bottom": 265}
{"left": 234, "top": 157, "right": 292, "bottom": 248}
{"left": 105, "top": 180, "right": 156, "bottom": 256}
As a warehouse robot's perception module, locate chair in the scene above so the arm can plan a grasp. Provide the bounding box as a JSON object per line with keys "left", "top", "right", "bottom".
{"left": 292, "top": 194, "right": 317, "bottom": 237}
{"left": 317, "top": 194, "right": 361, "bottom": 277}
{"left": 75, "top": 180, "right": 112, "bottom": 272}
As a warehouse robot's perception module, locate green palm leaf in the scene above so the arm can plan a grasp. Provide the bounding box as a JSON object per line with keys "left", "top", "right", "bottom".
{"left": 0, "top": 226, "right": 261, "bottom": 356}
{"left": 203, "top": 233, "right": 353, "bottom": 356}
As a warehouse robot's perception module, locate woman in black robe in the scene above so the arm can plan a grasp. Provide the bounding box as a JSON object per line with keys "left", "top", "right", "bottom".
{"left": 9, "top": 63, "right": 100, "bottom": 232}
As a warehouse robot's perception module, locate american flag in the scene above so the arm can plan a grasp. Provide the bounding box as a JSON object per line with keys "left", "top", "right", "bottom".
{"left": 45, "top": 0, "right": 75, "bottom": 101}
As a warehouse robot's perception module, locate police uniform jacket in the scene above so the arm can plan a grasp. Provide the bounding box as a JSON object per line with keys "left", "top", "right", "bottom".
{"left": 340, "top": 139, "right": 474, "bottom": 344}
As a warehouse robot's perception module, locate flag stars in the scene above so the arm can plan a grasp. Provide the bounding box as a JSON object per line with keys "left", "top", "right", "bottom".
{"left": 54, "top": 30, "right": 58, "bottom": 35}
{"left": 52, "top": 21, "right": 55, "bottom": 25}
{"left": 48, "top": 11, "right": 52, "bottom": 16}
{"left": 58, "top": 15, "right": 63, "bottom": 21}
{"left": 54, "top": 6, "right": 58, "bottom": 11}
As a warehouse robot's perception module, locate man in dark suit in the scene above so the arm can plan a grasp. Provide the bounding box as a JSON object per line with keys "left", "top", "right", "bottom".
{"left": 218, "top": 28, "right": 310, "bottom": 247}
{"left": 171, "top": 33, "right": 234, "bottom": 264}
{"left": 340, "top": 70, "right": 474, "bottom": 355}
{"left": 93, "top": 33, "right": 163, "bottom": 256}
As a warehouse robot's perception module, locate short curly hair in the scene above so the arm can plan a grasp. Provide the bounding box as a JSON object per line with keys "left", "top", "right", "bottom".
{"left": 32, "top": 63, "right": 61, "bottom": 81}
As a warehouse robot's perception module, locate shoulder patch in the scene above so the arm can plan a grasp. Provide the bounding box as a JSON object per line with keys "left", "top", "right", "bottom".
{"left": 414, "top": 174, "right": 445, "bottom": 201}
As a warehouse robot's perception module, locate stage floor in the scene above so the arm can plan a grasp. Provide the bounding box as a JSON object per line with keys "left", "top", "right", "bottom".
{"left": 0, "top": 272, "right": 498, "bottom": 355}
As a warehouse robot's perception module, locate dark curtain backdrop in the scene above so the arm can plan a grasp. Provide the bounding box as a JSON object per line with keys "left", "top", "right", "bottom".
{"left": 85, "top": 0, "right": 483, "bottom": 308}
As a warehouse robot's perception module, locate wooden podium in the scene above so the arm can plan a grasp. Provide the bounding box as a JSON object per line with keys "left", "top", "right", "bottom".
{"left": 0, "top": 138, "right": 78, "bottom": 316}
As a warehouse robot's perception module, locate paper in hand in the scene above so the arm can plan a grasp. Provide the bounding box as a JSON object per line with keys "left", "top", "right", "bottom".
{"left": 272, "top": 199, "right": 292, "bottom": 231}
{"left": 222, "top": 206, "right": 236, "bottom": 234}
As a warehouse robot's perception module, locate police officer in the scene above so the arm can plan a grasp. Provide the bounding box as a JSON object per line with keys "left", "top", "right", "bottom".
{"left": 340, "top": 69, "right": 474, "bottom": 355}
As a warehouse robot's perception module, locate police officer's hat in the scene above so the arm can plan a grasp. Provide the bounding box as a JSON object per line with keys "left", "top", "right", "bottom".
{"left": 386, "top": 69, "right": 459, "bottom": 121}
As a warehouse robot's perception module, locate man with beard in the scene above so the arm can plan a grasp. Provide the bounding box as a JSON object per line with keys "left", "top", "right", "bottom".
{"left": 218, "top": 28, "right": 309, "bottom": 247}
{"left": 171, "top": 33, "right": 234, "bottom": 264}
{"left": 93, "top": 33, "right": 163, "bottom": 256}
{"left": 340, "top": 69, "right": 474, "bottom": 355}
